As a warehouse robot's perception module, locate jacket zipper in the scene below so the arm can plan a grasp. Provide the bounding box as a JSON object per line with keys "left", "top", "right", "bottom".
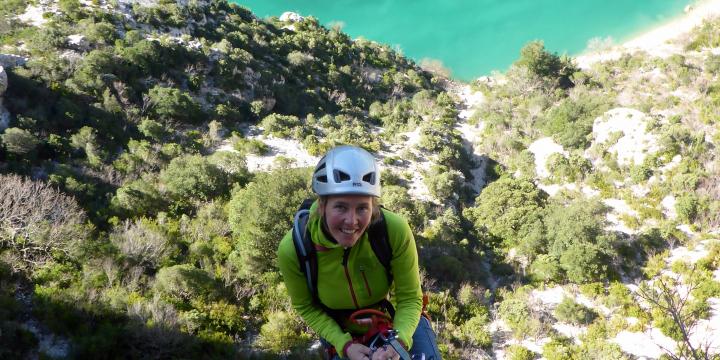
{"left": 342, "top": 248, "right": 360, "bottom": 308}
{"left": 360, "top": 267, "right": 372, "bottom": 297}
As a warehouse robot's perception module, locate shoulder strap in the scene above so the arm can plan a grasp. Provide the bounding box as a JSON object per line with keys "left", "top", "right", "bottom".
{"left": 367, "top": 209, "right": 393, "bottom": 283}
{"left": 291, "top": 199, "right": 318, "bottom": 300}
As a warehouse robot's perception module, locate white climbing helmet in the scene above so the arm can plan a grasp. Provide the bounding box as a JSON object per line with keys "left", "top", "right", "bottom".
{"left": 312, "top": 145, "right": 381, "bottom": 197}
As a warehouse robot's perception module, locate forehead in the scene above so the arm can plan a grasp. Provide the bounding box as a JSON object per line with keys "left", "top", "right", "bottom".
{"left": 325, "top": 195, "right": 372, "bottom": 205}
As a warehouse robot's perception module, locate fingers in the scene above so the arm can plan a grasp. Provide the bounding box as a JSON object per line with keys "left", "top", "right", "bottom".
{"left": 370, "top": 347, "right": 399, "bottom": 360}
{"left": 347, "top": 343, "right": 372, "bottom": 360}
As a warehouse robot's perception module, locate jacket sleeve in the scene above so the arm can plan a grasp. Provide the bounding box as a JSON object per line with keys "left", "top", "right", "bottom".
{"left": 384, "top": 211, "right": 423, "bottom": 349}
{"left": 276, "top": 230, "right": 353, "bottom": 353}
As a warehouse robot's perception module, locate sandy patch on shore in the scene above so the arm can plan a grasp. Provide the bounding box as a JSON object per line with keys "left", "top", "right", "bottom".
{"left": 576, "top": 0, "right": 720, "bottom": 68}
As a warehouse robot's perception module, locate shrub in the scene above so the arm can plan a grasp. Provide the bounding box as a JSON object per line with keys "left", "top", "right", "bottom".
{"left": 1, "top": 127, "right": 39, "bottom": 155}
{"left": 540, "top": 93, "right": 612, "bottom": 149}
{"left": 542, "top": 336, "right": 575, "bottom": 360}
{"left": 675, "top": 194, "right": 699, "bottom": 223}
{"left": 154, "top": 264, "right": 217, "bottom": 303}
{"left": 554, "top": 297, "right": 598, "bottom": 325}
{"left": 227, "top": 168, "right": 312, "bottom": 278}
{"left": 464, "top": 177, "right": 547, "bottom": 259}
{"left": 110, "top": 219, "right": 175, "bottom": 270}
{"left": 423, "top": 165, "right": 462, "bottom": 201}
{"left": 255, "top": 310, "right": 312, "bottom": 354}
{"left": 498, "top": 290, "right": 543, "bottom": 339}
{"left": 233, "top": 137, "right": 269, "bottom": 155}
{"left": 506, "top": 345, "right": 536, "bottom": 360}
{"left": 160, "top": 154, "right": 229, "bottom": 203}
{"left": 456, "top": 314, "right": 492, "bottom": 348}
{"left": 514, "top": 40, "right": 577, "bottom": 89}
{"left": 260, "top": 113, "right": 302, "bottom": 138}
{"left": 0, "top": 174, "right": 87, "bottom": 267}
{"left": 146, "top": 86, "right": 204, "bottom": 124}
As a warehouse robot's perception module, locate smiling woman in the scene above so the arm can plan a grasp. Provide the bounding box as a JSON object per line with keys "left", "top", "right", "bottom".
{"left": 277, "top": 145, "right": 441, "bottom": 360}
{"left": 319, "top": 195, "right": 375, "bottom": 248}
{"left": 236, "top": 0, "right": 689, "bottom": 81}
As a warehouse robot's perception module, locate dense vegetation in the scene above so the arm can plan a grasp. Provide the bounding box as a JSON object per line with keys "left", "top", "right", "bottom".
{"left": 1, "top": 1, "right": 720, "bottom": 359}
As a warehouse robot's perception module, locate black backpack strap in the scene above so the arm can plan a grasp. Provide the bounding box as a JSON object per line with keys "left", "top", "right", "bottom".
{"left": 367, "top": 209, "right": 392, "bottom": 284}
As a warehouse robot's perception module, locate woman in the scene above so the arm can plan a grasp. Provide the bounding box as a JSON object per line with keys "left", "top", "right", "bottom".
{"left": 277, "top": 145, "right": 441, "bottom": 360}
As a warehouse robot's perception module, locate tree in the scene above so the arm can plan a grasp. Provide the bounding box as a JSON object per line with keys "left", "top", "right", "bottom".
{"left": 1, "top": 128, "right": 39, "bottom": 155}
{"left": 554, "top": 297, "right": 598, "bottom": 325}
{"left": 544, "top": 199, "right": 615, "bottom": 283}
{"left": 255, "top": 310, "right": 312, "bottom": 354}
{"left": 159, "top": 154, "right": 229, "bottom": 204}
{"left": 154, "top": 264, "right": 217, "bottom": 303}
{"left": 227, "top": 168, "right": 312, "bottom": 278}
{"left": 0, "top": 174, "right": 86, "bottom": 268}
{"left": 636, "top": 266, "right": 719, "bottom": 360}
{"left": 112, "top": 177, "right": 166, "bottom": 217}
{"left": 464, "top": 177, "right": 547, "bottom": 261}
{"left": 423, "top": 165, "right": 462, "bottom": 201}
{"left": 146, "top": 86, "right": 204, "bottom": 124}
{"left": 514, "top": 41, "right": 577, "bottom": 90}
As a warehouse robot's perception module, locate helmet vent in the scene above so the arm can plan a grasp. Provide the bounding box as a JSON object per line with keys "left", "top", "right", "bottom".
{"left": 314, "top": 162, "right": 326, "bottom": 174}
{"left": 362, "top": 172, "right": 376, "bottom": 185}
{"left": 334, "top": 170, "right": 351, "bottom": 182}
{"left": 317, "top": 175, "right": 328, "bottom": 183}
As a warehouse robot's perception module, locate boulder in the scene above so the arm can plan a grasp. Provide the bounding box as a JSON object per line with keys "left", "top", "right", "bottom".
{"left": 279, "top": 12, "right": 304, "bottom": 23}
{"left": 0, "top": 54, "right": 28, "bottom": 68}
{"left": 67, "top": 34, "right": 90, "bottom": 51}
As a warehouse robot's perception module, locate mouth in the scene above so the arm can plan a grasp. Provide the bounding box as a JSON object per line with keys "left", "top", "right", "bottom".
{"left": 340, "top": 228, "right": 357, "bottom": 235}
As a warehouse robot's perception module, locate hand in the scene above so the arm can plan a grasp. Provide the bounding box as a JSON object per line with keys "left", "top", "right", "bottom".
{"left": 346, "top": 343, "right": 373, "bottom": 360}
{"left": 371, "top": 345, "right": 399, "bottom": 360}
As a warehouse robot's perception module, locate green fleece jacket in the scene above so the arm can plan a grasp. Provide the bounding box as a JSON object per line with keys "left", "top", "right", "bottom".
{"left": 277, "top": 203, "right": 423, "bottom": 354}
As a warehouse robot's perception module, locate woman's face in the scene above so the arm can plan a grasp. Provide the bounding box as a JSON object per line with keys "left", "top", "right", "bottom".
{"left": 321, "top": 195, "right": 373, "bottom": 248}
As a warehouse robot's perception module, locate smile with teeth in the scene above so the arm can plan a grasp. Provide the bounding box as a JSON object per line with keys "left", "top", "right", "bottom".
{"left": 341, "top": 228, "right": 356, "bottom": 234}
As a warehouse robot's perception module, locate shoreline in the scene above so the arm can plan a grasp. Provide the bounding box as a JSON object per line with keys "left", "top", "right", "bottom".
{"left": 575, "top": 0, "right": 720, "bottom": 69}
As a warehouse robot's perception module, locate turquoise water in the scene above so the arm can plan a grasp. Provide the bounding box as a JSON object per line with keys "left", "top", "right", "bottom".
{"left": 235, "top": 0, "right": 691, "bottom": 81}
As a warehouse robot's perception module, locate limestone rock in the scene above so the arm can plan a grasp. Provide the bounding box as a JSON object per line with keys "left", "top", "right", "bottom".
{"left": 279, "top": 12, "right": 304, "bottom": 23}
{"left": 67, "top": 34, "right": 90, "bottom": 51}
{"left": 0, "top": 66, "right": 7, "bottom": 96}
{"left": 0, "top": 54, "right": 28, "bottom": 68}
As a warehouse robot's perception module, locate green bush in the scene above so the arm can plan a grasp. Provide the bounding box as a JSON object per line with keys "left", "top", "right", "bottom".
{"left": 514, "top": 40, "right": 577, "bottom": 89}
{"left": 554, "top": 297, "right": 598, "bottom": 325}
{"left": 260, "top": 113, "right": 302, "bottom": 138}
{"left": 146, "top": 86, "right": 204, "bottom": 124}
{"left": 233, "top": 137, "right": 269, "bottom": 155}
{"left": 686, "top": 18, "right": 720, "bottom": 50}
{"left": 1, "top": 127, "right": 39, "bottom": 155}
{"left": 160, "top": 154, "right": 229, "bottom": 203}
{"left": 506, "top": 345, "right": 536, "bottom": 360}
{"left": 456, "top": 314, "right": 492, "bottom": 348}
{"left": 227, "top": 168, "right": 312, "bottom": 278}
{"left": 542, "top": 336, "right": 575, "bottom": 360}
{"left": 539, "top": 92, "right": 612, "bottom": 149}
{"left": 498, "top": 289, "right": 543, "bottom": 339}
{"left": 675, "top": 194, "right": 699, "bottom": 223}
{"left": 255, "top": 310, "right": 313, "bottom": 354}
{"left": 154, "top": 264, "right": 217, "bottom": 303}
{"left": 464, "top": 177, "right": 547, "bottom": 259}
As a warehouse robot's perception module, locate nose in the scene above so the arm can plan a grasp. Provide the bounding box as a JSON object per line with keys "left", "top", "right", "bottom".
{"left": 344, "top": 210, "right": 357, "bottom": 225}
